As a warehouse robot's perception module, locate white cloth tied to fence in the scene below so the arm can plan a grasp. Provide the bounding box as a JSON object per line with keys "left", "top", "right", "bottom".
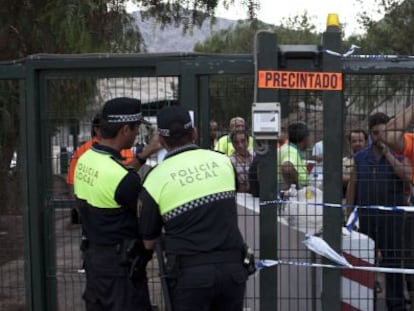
{"left": 280, "top": 186, "right": 323, "bottom": 235}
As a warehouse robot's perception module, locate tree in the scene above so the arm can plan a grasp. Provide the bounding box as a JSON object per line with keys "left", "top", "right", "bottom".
{"left": 356, "top": 0, "right": 413, "bottom": 55}
{"left": 194, "top": 12, "right": 321, "bottom": 53}
{"left": 139, "top": 0, "right": 259, "bottom": 31}
{"left": 278, "top": 11, "right": 321, "bottom": 44}
{"left": 342, "top": 0, "right": 414, "bottom": 115}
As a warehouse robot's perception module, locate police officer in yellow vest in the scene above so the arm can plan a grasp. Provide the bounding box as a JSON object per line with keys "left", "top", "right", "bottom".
{"left": 139, "top": 106, "right": 249, "bottom": 311}
{"left": 74, "top": 97, "right": 159, "bottom": 311}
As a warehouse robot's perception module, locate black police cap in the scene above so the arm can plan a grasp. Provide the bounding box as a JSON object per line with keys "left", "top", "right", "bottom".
{"left": 101, "top": 97, "right": 150, "bottom": 125}
{"left": 157, "top": 106, "right": 193, "bottom": 137}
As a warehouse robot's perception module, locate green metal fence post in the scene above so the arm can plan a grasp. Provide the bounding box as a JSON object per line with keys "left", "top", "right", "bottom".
{"left": 254, "top": 30, "right": 279, "bottom": 311}
{"left": 40, "top": 71, "right": 57, "bottom": 311}
{"left": 321, "top": 15, "right": 344, "bottom": 311}
{"left": 179, "top": 65, "right": 197, "bottom": 113}
{"left": 24, "top": 64, "right": 48, "bottom": 311}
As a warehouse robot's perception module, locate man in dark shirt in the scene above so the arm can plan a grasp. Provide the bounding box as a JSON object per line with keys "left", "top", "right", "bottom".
{"left": 346, "top": 112, "right": 411, "bottom": 311}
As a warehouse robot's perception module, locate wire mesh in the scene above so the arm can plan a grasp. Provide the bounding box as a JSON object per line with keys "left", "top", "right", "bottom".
{"left": 44, "top": 76, "right": 178, "bottom": 311}
{"left": 0, "top": 80, "right": 25, "bottom": 311}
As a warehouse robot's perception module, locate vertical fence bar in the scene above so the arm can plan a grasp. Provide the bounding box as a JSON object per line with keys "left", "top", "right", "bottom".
{"left": 199, "top": 75, "right": 210, "bottom": 149}
{"left": 254, "top": 30, "right": 279, "bottom": 311}
{"left": 39, "top": 72, "right": 57, "bottom": 311}
{"left": 321, "top": 17, "right": 343, "bottom": 311}
{"left": 24, "top": 64, "right": 48, "bottom": 311}
{"left": 180, "top": 66, "right": 197, "bottom": 112}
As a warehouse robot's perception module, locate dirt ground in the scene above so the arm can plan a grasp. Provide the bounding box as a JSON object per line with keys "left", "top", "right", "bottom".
{"left": 0, "top": 215, "right": 25, "bottom": 311}
{"left": 0, "top": 210, "right": 165, "bottom": 311}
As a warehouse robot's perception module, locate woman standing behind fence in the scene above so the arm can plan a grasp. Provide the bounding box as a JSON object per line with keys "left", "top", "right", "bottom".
{"left": 229, "top": 130, "right": 255, "bottom": 193}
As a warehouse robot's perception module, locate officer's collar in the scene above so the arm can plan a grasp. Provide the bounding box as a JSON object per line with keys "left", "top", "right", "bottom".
{"left": 164, "top": 144, "right": 199, "bottom": 160}
{"left": 91, "top": 142, "right": 123, "bottom": 160}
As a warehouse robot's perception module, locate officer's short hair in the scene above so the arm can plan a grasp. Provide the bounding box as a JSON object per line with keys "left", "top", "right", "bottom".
{"left": 91, "top": 113, "right": 101, "bottom": 138}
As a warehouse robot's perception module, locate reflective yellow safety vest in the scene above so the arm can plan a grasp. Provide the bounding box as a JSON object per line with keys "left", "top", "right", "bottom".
{"left": 143, "top": 148, "right": 236, "bottom": 219}
{"left": 74, "top": 149, "right": 127, "bottom": 208}
{"left": 214, "top": 134, "right": 254, "bottom": 156}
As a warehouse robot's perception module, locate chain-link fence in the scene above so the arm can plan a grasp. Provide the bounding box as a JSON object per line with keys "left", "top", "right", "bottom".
{"left": 0, "top": 79, "right": 25, "bottom": 311}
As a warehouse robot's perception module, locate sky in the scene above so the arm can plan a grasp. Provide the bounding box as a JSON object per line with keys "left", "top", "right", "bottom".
{"left": 214, "top": 0, "right": 383, "bottom": 37}
{"left": 126, "top": 0, "right": 396, "bottom": 38}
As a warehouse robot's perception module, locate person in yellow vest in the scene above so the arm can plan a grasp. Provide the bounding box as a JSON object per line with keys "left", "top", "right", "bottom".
{"left": 67, "top": 112, "right": 143, "bottom": 224}
{"left": 67, "top": 112, "right": 139, "bottom": 187}
{"left": 278, "top": 122, "right": 310, "bottom": 190}
{"left": 138, "top": 106, "right": 251, "bottom": 311}
{"left": 74, "top": 97, "right": 160, "bottom": 311}
{"left": 214, "top": 116, "right": 254, "bottom": 155}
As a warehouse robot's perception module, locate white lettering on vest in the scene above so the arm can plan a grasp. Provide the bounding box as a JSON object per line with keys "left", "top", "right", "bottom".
{"left": 76, "top": 162, "right": 99, "bottom": 187}
{"left": 171, "top": 161, "right": 220, "bottom": 186}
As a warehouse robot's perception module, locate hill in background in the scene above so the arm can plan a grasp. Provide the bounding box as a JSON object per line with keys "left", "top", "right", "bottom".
{"left": 131, "top": 11, "right": 238, "bottom": 53}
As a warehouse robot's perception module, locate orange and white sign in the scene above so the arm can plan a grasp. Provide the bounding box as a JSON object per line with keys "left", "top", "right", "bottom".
{"left": 258, "top": 70, "right": 343, "bottom": 91}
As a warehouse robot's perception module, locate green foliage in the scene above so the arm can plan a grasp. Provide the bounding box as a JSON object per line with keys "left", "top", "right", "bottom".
{"left": 0, "top": 0, "right": 144, "bottom": 58}
{"left": 277, "top": 13, "right": 321, "bottom": 45}
{"left": 194, "top": 12, "right": 322, "bottom": 54}
{"left": 356, "top": 0, "right": 414, "bottom": 55}
{"left": 194, "top": 20, "right": 272, "bottom": 53}
{"left": 343, "top": 0, "right": 414, "bottom": 114}
{"left": 0, "top": 0, "right": 258, "bottom": 59}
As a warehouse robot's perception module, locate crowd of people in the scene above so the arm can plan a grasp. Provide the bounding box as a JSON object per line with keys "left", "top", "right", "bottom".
{"left": 67, "top": 97, "right": 414, "bottom": 310}
{"left": 212, "top": 108, "right": 414, "bottom": 310}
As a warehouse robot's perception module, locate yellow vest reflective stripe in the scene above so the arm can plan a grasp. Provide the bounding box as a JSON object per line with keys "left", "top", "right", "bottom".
{"left": 143, "top": 149, "right": 236, "bottom": 216}
{"left": 74, "top": 149, "right": 127, "bottom": 208}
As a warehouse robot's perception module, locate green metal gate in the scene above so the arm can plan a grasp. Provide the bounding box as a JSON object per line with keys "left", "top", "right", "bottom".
{"left": 0, "top": 53, "right": 257, "bottom": 311}
{"left": 2, "top": 26, "right": 414, "bottom": 311}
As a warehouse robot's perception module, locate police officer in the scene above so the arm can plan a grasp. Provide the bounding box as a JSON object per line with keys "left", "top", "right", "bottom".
{"left": 139, "top": 106, "right": 249, "bottom": 311}
{"left": 74, "top": 97, "right": 159, "bottom": 311}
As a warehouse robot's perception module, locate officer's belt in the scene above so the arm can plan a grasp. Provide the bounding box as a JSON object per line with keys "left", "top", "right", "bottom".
{"left": 83, "top": 205, "right": 124, "bottom": 215}
{"left": 172, "top": 250, "right": 242, "bottom": 268}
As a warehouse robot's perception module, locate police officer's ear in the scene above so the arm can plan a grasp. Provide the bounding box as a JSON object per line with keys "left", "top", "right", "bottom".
{"left": 117, "top": 124, "right": 129, "bottom": 137}
{"left": 121, "top": 123, "right": 136, "bottom": 135}
{"left": 191, "top": 127, "right": 198, "bottom": 143}
{"left": 158, "top": 135, "right": 168, "bottom": 149}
